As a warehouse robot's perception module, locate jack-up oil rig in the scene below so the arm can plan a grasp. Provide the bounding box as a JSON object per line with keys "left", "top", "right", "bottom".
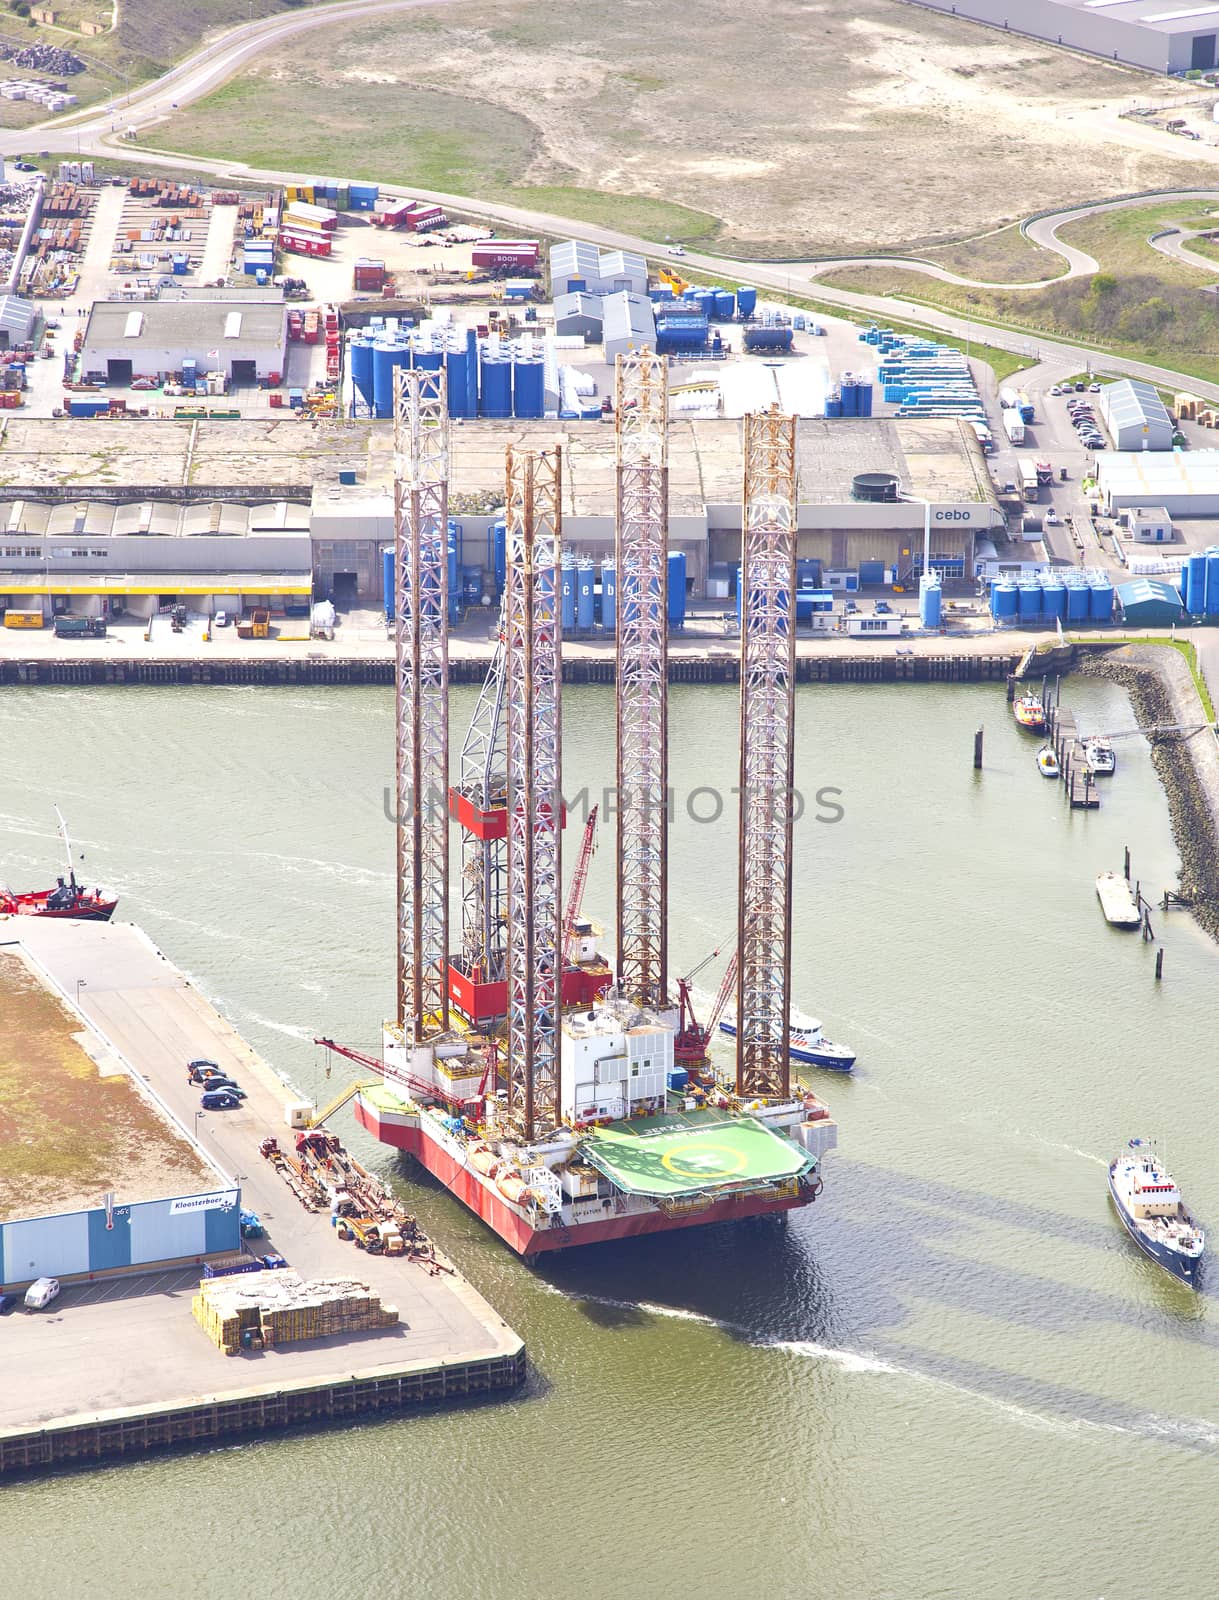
{"left": 324, "top": 357, "right": 836, "bottom": 1257}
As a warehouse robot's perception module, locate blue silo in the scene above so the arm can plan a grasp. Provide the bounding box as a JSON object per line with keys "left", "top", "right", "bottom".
{"left": 350, "top": 335, "right": 374, "bottom": 410}
{"left": 992, "top": 581, "right": 1018, "bottom": 622}
{"left": 918, "top": 574, "right": 942, "bottom": 629}
{"left": 465, "top": 328, "right": 479, "bottom": 418}
{"left": 513, "top": 357, "right": 544, "bottom": 420}
{"left": 480, "top": 352, "right": 512, "bottom": 418}
{"left": 714, "top": 289, "right": 736, "bottom": 321}
{"left": 1089, "top": 576, "right": 1114, "bottom": 623}
{"left": 382, "top": 546, "right": 395, "bottom": 620}
{"left": 1065, "top": 576, "right": 1091, "bottom": 623}
{"left": 667, "top": 551, "right": 687, "bottom": 626}
{"left": 1185, "top": 551, "right": 1207, "bottom": 614}
{"left": 735, "top": 285, "right": 757, "bottom": 319}
{"left": 857, "top": 380, "right": 873, "bottom": 417}
{"left": 1041, "top": 575, "right": 1067, "bottom": 621}
{"left": 446, "top": 341, "right": 470, "bottom": 419}
{"left": 372, "top": 339, "right": 408, "bottom": 419}
{"left": 1017, "top": 581, "right": 1041, "bottom": 622}
{"left": 413, "top": 345, "right": 442, "bottom": 373}
{"left": 601, "top": 561, "right": 616, "bottom": 631}
{"left": 492, "top": 519, "right": 507, "bottom": 597}
{"left": 447, "top": 529, "right": 460, "bottom": 626}
{"left": 577, "top": 559, "right": 595, "bottom": 630}
{"left": 561, "top": 555, "right": 577, "bottom": 631}
{"left": 1206, "top": 546, "right": 1219, "bottom": 617}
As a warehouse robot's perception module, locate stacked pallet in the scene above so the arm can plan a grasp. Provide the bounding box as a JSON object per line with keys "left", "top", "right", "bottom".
{"left": 192, "top": 1269, "right": 399, "bottom": 1355}
{"left": 43, "top": 182, "right": 87, "bottom": 218}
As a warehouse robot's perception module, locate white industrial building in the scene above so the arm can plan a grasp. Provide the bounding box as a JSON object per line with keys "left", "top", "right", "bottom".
{"left": 1100, "top": 379, "right": 1175, "bottom": 452}
{"left": 602, "top": 292, "right": 656, "bottom": 362}
{"left": 550, "top": 241, "right": 649, "bottom": 298}
{"left": 910, "top": 0, "right": 1219, "bottom": 73}
{"left": 1095, "top": 450, "right": 1219, "bottom": 515}
{"left": 80, "top": 298, "right": 288, "bottom": 386}
{"left": 553, "top": 292, "right": 604, "bottom": 342}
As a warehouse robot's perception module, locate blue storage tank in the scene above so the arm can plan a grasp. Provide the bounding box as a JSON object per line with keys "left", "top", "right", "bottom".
{"left": 667, "top": 551, "right": 687, "bottom": 627}
{"left": 413, "top": 346, "right": 442, "bottom": 373}
{"left": 576, "top": 559, "right": 595, "bottom": 630}
{"left": 992, "top": 580, "right": 1018, "bottom": 622}
{"left": 492, "top": 519, "right": 507, "bottom": 597}
{"left": 513, "top": 357, "right": 544, "bottom": 420}
{"left": 735, "top": 285, "right": 757, "bottom": 319}
{"left": 1065, "top": 577, "right": 1091, "bottom": 623}
{"left": 1017, "top": 581, "right": 1041, "bottom": 622}
{"left": 464, "top": 328, "right": 478, "bottom": 418}
{"left": 714, "top": 289, "right": 735, "bottom": 321}
{"left": 446, "top": 343, "right": 470, "bottom": 419}
{"left": 480, "top": 354, "right": 512, "bottom": 419}
{"left": 919, "top": 574, "right": 942, "bottom": 629}
{"left": 857, "top": 381, "right": 873, "bottom": 418}
{"left": 601, "top": 561, "right": 616, "bottom": 631}
{"left": 1089, "top": 577, "right": 1114, "bottom": 624}
{"left": 372, "top": 339, "right": 408, "bottom": 419}
{"left": 1041, "top": 576, "right": 1067, "bottom": 621}
{"left": 742, "top": 326, "right": 794, "bottom": 353}
{"left": 1206, "top": 547, "right": 1219, "bottom": 618}
{"left": 447, "top": 531, "right": 460, "bottom": 626}
{"left": 1185, "top": 550, "right": 1207, "bottom": 614}
{"left": 826, "top": 395, "right": 843, "bottom": 418}
{"left": 462, "top": 565, "right": 482, "bottom": 606}
{"left": 840, "top": 378, "right": 858, "bottom": 417}
{"left": 561, "top": 555, "right": 577, "bottom": 631}
{"left": 382, "top": 546, "right": 395, "bottom": 620}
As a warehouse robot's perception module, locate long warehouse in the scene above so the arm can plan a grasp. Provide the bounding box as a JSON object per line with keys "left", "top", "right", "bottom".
{"left": 908, "top": 0, "right": 1219, "bottom": 73}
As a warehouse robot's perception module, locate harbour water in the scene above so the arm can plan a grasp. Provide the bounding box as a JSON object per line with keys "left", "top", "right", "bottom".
{"left": 1, "top": 679, "right": 1217, "bottom": 1599}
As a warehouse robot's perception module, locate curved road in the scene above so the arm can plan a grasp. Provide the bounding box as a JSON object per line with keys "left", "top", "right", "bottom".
{"left": 7, "top": 3, "right": 1219, "bottom": 400}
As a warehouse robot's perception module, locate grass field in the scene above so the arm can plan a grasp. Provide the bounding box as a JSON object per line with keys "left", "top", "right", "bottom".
{"left": 820, "top": 199, "right": 1219, "bottom": 385}
{"left": 0, "top": 954, "right": 212, "bottom": 1220}
{"left": 918, "top": 224, "right": 1069, "bottom": 286}
{"left": 153, "top": 0, "right": 1208, "bottom": 258}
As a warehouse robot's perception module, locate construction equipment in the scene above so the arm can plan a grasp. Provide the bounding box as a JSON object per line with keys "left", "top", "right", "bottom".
{"left": 562, "top": 804, "right": 598, "bottom": 964}
{"left": 657, "top": 265, "right": 689, "bottom": 298}
{"left": 314, "top": 1036, "right": 479, "bottom": 1113}
{"left": 737, "top": 408, "right": 798, "bottom": 1101}
{"left": 673, "top": 943, "right": 737, "bottom": 1068}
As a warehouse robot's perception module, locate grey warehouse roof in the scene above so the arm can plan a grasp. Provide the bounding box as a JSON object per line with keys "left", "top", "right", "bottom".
{"left": 1101, "top": 378, "right": 1173, "bottom": 433}
{"left": 0, "top": 295, "right": 35, "bottom": 342}
{"left": 0, "top": 499, "right": 310, "bottom": 539}
{"left": 602, "top": 290, "right": 655, "bottom": 348}
{"left": 83, "top": 299, "right": 287, "bottom": 348}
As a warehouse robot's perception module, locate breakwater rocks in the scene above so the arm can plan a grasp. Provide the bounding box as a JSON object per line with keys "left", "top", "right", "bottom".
{"left": 1077, "top": 646, "right": 1219, "bottom": 942}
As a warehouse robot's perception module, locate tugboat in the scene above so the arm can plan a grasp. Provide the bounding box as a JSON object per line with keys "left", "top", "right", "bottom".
{"left": 1036, "top": 746, "right": 1060, "bottom": 779}
{"left": 0, "top": 809, "right": 117, "bottom": 922}
{"left": 1109, "top": 1140, "right": 1205, "bottom": 1287}
{"left": 1013, "top": 692, "right": 1047, "bottom": 733}
{"left": 1083, "top": 737, "right": 1117, "bottom": 776}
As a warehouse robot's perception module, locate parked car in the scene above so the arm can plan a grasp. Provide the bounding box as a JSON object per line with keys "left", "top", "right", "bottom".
{"left": 1045, "top": 510, "right": 1061, "bottom": 525}
{"left": 200, "top": 1089, "right": 241, "bottom": 1110}
{"left": 13, "top": 160, "right": 36, "bottom": 173}
{"left": 0, "top": 1293, "right": 17, "bottom": 1315}
{"left": 844, "top": 600, "right": 859, "bottom": 614}
{"left": 1074, "top": 381, "right": 1087, "bottom": 392}
{"left": 875, "top": 600, "right": 894, "bottom": 614}
{"left": 198, "top": 1074, "right": 241, "bottom": 1092}
{"left": 1049, "top": 384, "right": 1062, "bottom": 396}
{"left": 187, "top": 1058, "right": 221, "bottom": 1082}
{"left": 213, "top": 610, "right": 229, "bottom": 628}
{"left": 24, "top": 1277, "right": 60, "bottom": 1311}
{"left": 1089, "top": 382, "right": 1101, "bottom": 392}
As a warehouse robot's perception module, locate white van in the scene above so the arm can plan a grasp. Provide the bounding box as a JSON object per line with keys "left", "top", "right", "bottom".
{"left": 24, "top": 1277, "right": 60, "bottom": 1311}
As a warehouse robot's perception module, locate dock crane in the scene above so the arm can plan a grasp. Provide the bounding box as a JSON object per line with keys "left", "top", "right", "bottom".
{"left": 314, "top": 1037, "right": 486, "bottom": 1115}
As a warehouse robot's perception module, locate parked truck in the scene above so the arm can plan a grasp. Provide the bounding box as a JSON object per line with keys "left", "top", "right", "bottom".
{"left": 1035, "top": 459, "right": 1054, "bottom": 486}
{"left": 53, "top": 615, "right": 106, "bottom": 639}
{"left": 1002, "top": 409, "right": 1025, "bottom": 446}
{"left": 1020, "top": 461, "right": 1040, "bottom": 502}
{"left": 1016, "top": 390, "right": 1035, "bottom": 424}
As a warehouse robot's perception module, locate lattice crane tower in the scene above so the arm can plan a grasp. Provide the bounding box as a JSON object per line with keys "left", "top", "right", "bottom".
{"left": 614, "top": 350, "right": 669, "bottom": 1011}
{"left": 393, "top": 365, "right": 451, "bottom": 1043}
{"left": 455, "top": 602, "right": 509, "bottom": 995}
{"left": 504, "top": 443, "right": 563, "bottom": 1140}
{"left": 736, "top": 407, "right": 798, "bottom": 1101}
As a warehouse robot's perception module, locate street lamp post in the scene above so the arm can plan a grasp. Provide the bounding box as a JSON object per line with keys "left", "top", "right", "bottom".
{"left": 75, "top": 977, "right": 87, "bottom": 1008}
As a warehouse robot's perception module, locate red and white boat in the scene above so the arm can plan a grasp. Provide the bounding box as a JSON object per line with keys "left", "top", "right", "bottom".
{"left": 0, "top": 809, "right": 117, "bottom": 921}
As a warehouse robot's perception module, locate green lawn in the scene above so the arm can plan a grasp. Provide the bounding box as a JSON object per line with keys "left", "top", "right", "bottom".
{"left": 920, "top": 223, "right": 1068, "bottom": 286}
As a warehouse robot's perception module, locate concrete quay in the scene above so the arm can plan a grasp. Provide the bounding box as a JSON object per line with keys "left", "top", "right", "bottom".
{"left": 0, "top": 919, "right": 525, "bottom": 1476}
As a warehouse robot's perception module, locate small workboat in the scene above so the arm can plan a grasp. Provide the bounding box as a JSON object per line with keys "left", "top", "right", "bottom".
{"left": 1013, "top": 693, "right": 1047, "bottom": 733}
{"left": 1036, "top": 746, "right": 1060, "bottom": 779}
{"left": 0, "top": 809, "right": 116, "bottom": 922}
{"left": 1083, "top": 737, "right": 1116, "bottom": 775}
{"left": 1095, "top": 870, "right": 1141, "bottom": 929}
{"left": 1109, "top": 1140, "right": 1205, "bottom": 1288}
{"left": 720, "top": 1009, "right": 856, "bottom": 1071}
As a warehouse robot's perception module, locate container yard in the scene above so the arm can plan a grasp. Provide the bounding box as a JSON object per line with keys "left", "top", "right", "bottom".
{"left": 0, "top": 917, "right": 524, "bottom": 1476}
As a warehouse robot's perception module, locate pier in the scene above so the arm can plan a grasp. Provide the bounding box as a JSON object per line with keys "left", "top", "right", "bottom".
{"left": 1047, "top": 701, "right": 1101, "bottom": 810}
{"left": 0, "top": 920, "right": 525, "bottom": 1477}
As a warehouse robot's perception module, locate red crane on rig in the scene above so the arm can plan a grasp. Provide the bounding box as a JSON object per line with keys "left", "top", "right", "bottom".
{"left": 562, "top": 804, "right": 598, "bottom": 964}
{"left": 672, "top": 944, "right": 738, "bottom": 1071}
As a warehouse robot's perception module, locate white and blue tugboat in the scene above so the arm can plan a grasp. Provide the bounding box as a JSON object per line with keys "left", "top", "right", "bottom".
{"left": 1108, "top": 1140, "right": 1205, "bottom": 1288}
{"left": 720, "top": 1008, "right": 856, "bottom": 1072}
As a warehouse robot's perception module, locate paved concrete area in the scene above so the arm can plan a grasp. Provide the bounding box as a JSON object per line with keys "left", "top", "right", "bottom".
{"left": 1, "top": 919, "right": 520, "bottom": 1432}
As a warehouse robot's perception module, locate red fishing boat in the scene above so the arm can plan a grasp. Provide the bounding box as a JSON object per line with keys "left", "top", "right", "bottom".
{"left": 0, "top": 809, "right": 117, "bottom": 921}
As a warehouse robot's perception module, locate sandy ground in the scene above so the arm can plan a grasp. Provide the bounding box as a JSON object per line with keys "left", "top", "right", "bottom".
{"left": 0, "top": 951, "right": 213, "bottom": 1220}
{"left": 170, "top": 0, "right": 1216, "bottom": 255}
